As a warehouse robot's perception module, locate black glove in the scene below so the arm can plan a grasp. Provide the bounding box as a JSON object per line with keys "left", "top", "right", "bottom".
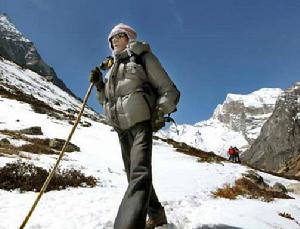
{"left": 152, "top": 109, "right": 165, "bottom": 132}
{"left": 89, "top": 67, "right": 102, "bottom": 84}
{"left": 89, "top": 67, "right": 104, "bottom": 91}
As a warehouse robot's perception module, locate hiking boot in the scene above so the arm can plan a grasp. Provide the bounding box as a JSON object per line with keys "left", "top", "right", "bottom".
{"left": 146, "top": 208, "right": 167, "bottom": 229}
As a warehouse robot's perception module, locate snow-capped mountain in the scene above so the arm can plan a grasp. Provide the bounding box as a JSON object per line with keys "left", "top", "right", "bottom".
{"left": 0, "top": 13, "right": 74, "bottom": 97}
{"left": 160, "top": 88, "right": 283, "bottom": 157}
{"left": 0, "top": 53, "right": 300, "bottom": 228}
{"left": 243, "top": 82, "right": 300, "bottom": 176}
{"left": 1, "top": 56, "right": 300, "bottom": 229}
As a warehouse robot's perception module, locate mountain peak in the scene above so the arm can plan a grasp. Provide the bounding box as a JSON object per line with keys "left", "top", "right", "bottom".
{"left": 0, "top": 13, "right": 30, "bottom": 43}
{"left": 161, "top": 87, "right": 283, "bottom": 156}
{"left": 0, "top": 13, "right": 76, "bottom": 98}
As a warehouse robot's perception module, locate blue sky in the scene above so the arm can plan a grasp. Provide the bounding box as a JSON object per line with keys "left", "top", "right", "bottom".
{"left": 1, "top": 0, "right": 300, "bottom": 124}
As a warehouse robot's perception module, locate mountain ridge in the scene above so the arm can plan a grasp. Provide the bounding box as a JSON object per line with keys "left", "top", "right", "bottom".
{"left": 0, "top": 13, "right": 76, "bottom": 98}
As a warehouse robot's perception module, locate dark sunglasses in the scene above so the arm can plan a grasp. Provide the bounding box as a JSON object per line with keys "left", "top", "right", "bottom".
{"left": 111, "top": 33, "right": 127, "bottom": 41}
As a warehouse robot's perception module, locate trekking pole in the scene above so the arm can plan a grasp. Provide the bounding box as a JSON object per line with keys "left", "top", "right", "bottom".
{"left": 19, "top": 82, "right": 94, "bottom": 229}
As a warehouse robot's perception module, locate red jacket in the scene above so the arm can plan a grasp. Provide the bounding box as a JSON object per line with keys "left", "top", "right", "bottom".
{"left": 228, "top": 147, "right": 235, "bottom": 155}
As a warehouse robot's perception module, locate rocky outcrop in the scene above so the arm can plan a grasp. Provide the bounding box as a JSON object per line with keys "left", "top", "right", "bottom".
{"left": 19, "top": 126, "right": 43, "bottom": 135}
{"left": 49, "top": 138, "right": 80, "bottom": 152}
{"left": 213, "top": 88, "right": 283, "bottom": 143}
{"left": 242, "top": 82, "right": 300, "bottom": 177}
{"left": 0, "top": 13, "right": 75, "bottom": 97}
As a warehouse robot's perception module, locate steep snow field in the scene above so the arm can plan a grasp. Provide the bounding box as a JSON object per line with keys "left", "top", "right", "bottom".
{"left": 0, "top": 58, "right": 300, "bottom": 228}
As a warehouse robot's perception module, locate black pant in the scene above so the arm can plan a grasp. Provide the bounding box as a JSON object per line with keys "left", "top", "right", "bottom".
{"left": 114, "top": 121, "right": 163, "bottom": 229}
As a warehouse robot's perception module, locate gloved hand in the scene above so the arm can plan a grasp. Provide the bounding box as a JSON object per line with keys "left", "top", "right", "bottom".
{"left": 89, "top": 67, "right": 102, "bottom": 84}
{"left": 89, "top": 67, "right": 104, "bottom": 91}
{"left": 100, "top": 56, "right": 114, "bottom": 70}
{"left": 152, "top": 109, "right": 165, "bottom": 132}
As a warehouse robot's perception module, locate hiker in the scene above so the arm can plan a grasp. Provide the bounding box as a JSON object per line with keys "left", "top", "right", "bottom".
{"left": 233, "top": 146, "right": 241, "bottom": 163}
{"left": 89, "top": 23, "right": 180, "bottom": 229}
{"left": 227, "top": 146, "right": 235, "bottom": 162}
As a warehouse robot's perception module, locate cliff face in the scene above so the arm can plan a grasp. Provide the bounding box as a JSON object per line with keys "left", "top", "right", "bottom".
{"left": 242, "top": 82, "right": 300, "bottom": 177}
{"left": 0, "top": 13, "right": 76, "bottom": 97}
{"left": 212, "top": 88, "right": 283, "bottom": 144}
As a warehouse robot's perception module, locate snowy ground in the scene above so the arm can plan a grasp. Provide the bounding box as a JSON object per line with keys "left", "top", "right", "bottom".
{"left": 0, "top": 58, "right": 300, "bottom": 228}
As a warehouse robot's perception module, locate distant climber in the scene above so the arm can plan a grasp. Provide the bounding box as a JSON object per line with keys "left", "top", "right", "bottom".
{"left": 233, "top": 146, "right": 241, "bottom": 163}
{"left": 227, "top": 146, "right": 241, "bottom": 163}
{"left": 227, "top": 146, "right": 235, "bottom": 162}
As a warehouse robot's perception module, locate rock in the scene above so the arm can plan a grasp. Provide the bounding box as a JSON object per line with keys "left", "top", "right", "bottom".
{"left": 242, "top": 170, "right": 269, "bottom": 189}
{"left": 49, "top": 138, "right": 80, "bottom": 152}
{"left": 271, "top": 182, "right": 287, "bottom": 193}
{"left": 54, "top": 101, "right": 61, "bottom": 106}
{"left": 286, "top": 183, "right": 300, "bottom": 195}
{"left": 0, "top": 138, "right": 10, "bottom": 146}
{"left": 242, "top": 82, "right": 300, "bottom": 176}
{"left": 19, "top": 126, "right": 43, "bottom": 135}
{"left": 81, "top": 121, "right": 92, "bottom": 127}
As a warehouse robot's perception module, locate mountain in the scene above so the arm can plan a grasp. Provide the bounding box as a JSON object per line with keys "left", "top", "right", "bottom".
{"left": 242, "top": 82, "right": 300, "bottom": 177}
{"left": 0, "top": 13, "right": 75, "bottom": 98}
{"left": 1, "top": 24, "right": 300, "bottom": 227}
{"left": 160, "top": 88, "right": 283, "bottom": 157}
{"left": 0, "top": 56, "right": 299, "bottom": 228}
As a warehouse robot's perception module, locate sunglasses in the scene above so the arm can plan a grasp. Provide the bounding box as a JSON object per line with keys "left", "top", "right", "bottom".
{"left": 111, "top": 33, "right": 127, "bottom": 41}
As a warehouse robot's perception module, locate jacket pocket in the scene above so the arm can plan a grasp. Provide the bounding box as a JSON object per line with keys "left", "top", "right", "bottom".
{"left": 120, "top": 92, "right": 151, "bottom": 127}
{"left": 125, "top": 62, "right": 148, "bottom": 82}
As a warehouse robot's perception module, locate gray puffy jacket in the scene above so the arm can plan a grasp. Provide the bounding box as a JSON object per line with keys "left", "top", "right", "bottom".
{"left": 97, "top": 41, "right": 180, "bottom": 130}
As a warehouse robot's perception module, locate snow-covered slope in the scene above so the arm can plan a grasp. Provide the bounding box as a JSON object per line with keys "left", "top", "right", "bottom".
{"left": 0, "top": 57, "right": 99, "bottom": 121}
{"left": 0, "top": 58, "right": 300, "bottom": 229}
{"left": 160, "top": 88, "right": 283, "bottom": 157}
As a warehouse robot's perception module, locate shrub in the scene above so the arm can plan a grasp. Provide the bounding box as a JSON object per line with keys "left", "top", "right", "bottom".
{"left": 0, "top": 160, "right": 97, "bottom": 192}
{"left": 212, "top": 177, "right": 293, "bottom": 202}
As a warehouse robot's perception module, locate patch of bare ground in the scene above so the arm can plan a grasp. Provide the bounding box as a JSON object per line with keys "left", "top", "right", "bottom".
{"left": 212, "top": 177, "right": 293, "bottom": 202}
{"left": 0, "top": 129, "right": 79, "bottom": 156}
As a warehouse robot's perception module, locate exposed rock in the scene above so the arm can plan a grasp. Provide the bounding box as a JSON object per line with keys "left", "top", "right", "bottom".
{"left": 49, "top": 138, "right": 80, "bottom": 152}
{"left": 81, "top": 121, "right": 92, "bottom": 127}
{"left": 242, "top": 170, "right": 269, "bottom": 190}
{"left": 242, "top": 82, "right": 300, "bottom": 176}
{"left": 271, "top": 182, "right": 287, "bottom": 193}
{"left": 0, "top": 138, "right": 10, "bottom": 146}
{"left": 213, "top": 88, "right": 283, "bottom": 144}
{"left": 19, "top": 126, "right": 43, "bottom": 135}
{"left": 286, "top": 183, "right": 300, "bottom": 195}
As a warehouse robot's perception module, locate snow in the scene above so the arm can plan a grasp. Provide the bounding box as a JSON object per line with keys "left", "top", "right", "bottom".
{"left": 226, "top": 88, "right": 283, "bottom": 108}
{"left": 0, "top": 57, "right": 300, "bottom": 228}
{"left": 160, "top": 88, "right": 283, "bottom": 157}
{"left": 0, "top": 14, "right": 30, "bottom": 43}
{"left": 158, "top": 120, "right": 249, "bottom": 157}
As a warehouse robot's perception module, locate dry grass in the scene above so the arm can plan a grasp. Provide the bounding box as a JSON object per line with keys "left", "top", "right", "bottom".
{"left": 0, "top": 160, "right": 97, "bottom": 192}
{"left": 0, "top": 129, "right": 78, "bottom": 156}
{"left": 0, "top": 146, "right": 19, "bottom": 157}
{"left": 19, "top": 144, "right": 57, "bottom": 155}
{"left": 0, "top": 84, "right": 63, "bottom": 116}
{"left": 212, "top": 177, "right": 293, "bottom": 202}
